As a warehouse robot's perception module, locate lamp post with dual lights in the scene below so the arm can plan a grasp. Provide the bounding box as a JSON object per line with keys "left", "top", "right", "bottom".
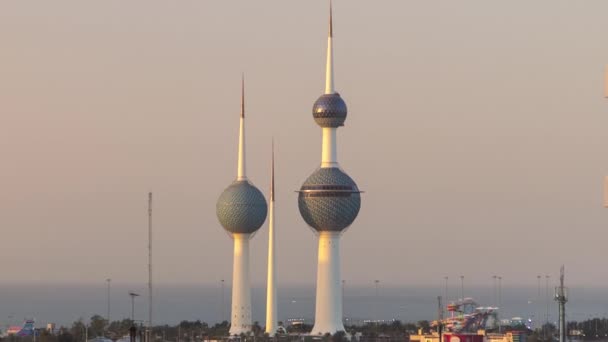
{"left": 128, "top": 292, "right": 139, "bottom": 342}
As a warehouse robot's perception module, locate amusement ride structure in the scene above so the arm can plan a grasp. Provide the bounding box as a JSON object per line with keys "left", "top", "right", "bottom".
{"left": 434, "top": 298, "right": 499, "bottom": 333}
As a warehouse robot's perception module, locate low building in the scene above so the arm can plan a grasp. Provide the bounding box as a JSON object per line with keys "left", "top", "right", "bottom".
{"left": 410, "top": 330, "right": 527, "bottom": 342}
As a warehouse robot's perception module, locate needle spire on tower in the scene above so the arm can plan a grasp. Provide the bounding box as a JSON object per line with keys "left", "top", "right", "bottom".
{"left": 329, "top": 0, "right": 333, "bottom": 38}
{"left": 237, "top": 74, "right": 247, "bottom": 180}
{"left": 325, "top": 0, "right": 335, "bottom": 94}
{"left": 241, "top": 73, "right": 245, "bottom": 119}
{"left": 271, "top": 139, "right": 275, "bottom": 202}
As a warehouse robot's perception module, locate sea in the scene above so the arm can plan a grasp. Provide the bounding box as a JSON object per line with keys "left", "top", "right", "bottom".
{"left": 0, "top": 284, "right": 605, "bottom": 328}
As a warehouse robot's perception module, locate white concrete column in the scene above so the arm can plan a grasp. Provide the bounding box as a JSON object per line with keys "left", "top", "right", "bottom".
{"left": 325, "top": 35, "right": 334, "bottom": 95}
{"left": 230, "top": 233, "right": 252, "bottom": 335}
{"left": 321, "top": 127, "right": 338, "bottom": 168}
{"left": 265, "top": 196, "right": 277, "bottom": 336}
{"left": 311, "top": 231, "right": 344, "bottom": 335}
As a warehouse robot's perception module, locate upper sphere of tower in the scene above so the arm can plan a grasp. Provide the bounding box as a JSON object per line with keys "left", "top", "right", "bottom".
{"left": 217, "top": 180, "right": 268, "bottom": 234}
{"left": 313, "top": 93, "right": 347, "bottom": 128}
{"left": 298, "top": 167, "right": 360, "bottom": 232}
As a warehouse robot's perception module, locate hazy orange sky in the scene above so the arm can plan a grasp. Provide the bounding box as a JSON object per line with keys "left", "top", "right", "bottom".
{"left": 2, "top": 0, "right": 608, "bottom": 288}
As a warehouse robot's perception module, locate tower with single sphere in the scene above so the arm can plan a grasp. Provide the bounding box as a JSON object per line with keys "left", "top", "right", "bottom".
{"left": 216, "top": 77, "right": 268, "bottom": 336}
{"left": 297, "top": 1, "right": 361, "bottom": 335}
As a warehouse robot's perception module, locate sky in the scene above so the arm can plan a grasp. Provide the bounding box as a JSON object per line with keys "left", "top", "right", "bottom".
{"left": 1, "top": 0, "right": 608, "bottom": 290}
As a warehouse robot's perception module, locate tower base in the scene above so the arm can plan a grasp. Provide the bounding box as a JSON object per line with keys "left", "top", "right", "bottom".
{"left": 311, "top": 231, "right": 345, "bottom": 335}
{"left": 229, "top": 234, "right": 252, "bottom": 336}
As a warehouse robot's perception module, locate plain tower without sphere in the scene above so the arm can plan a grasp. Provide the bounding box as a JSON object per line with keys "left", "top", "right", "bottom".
{"left": 265, "top": 143, "right": 278, "bottom": 336}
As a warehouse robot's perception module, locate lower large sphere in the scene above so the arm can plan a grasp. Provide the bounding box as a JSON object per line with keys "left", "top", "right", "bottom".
{"left": 298, "top": 167, "right": 361, "bottom": 232}
{"left": 217, "top": 180, "right": 268, "bottom": 234}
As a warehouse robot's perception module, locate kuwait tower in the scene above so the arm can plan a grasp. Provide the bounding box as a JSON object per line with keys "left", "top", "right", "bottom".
{"left": 216, "top": 77, "right": 268, "bottom": 336}
{"left": 297, "top": 1, "right": 362, "bottom": 335}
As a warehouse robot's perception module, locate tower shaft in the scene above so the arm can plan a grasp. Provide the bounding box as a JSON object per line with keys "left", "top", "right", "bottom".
{"left": 264, "top": 194, "right": 277, "bottom": 335}
{"left": 311, "top": 231, "right": 344, "bottom": 335}
{"left": 325, "top": 34, "right": 334, "bottom": 94}
{"left": 321, "top": 127, "right": 338, "bottom": 168}
{"left": 230, "top": 233, "right": 252, "bottom": 335}
{"left": 265, "top": 147, "right": 278, "bottom": 336}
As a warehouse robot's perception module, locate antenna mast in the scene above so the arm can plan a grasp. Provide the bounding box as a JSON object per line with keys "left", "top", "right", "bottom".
{"left": 555, "top": 265, "right": 567, "bottom": 342}
{"left": 148, "top": 192, "right": 153, "bottom": 338}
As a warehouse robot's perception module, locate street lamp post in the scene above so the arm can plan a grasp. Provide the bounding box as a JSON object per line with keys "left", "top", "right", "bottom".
{"left": 106, "top": 279, "right": 111, "bottom": 324}
{"left": 374, "top": 280, "right": 380, "bottom": 324}
{"left": 129, "top": 292, "right": 139, "bottom": 342}
{"left": 460, "top": 276, "right": 464, "bottom": 301}
{"left": 220, "top": 279, "right": 225, "bottom": 323}
{"left": 498, "top": 276, "right": 502, "bottom": 333}
{"left": 342, "top": 280, "right": 346, "bottom": 321}
{"left": 498, "top": 276, "right": 502, "bottom": 309}
{"left": 493, "top": 275, "right": 498, "bottom": 307}
{"left": 129, "top": 292, "right": 140, "bottom": 322}
{"left": 537, "top": 275, "right": 541, "bottom": 332}
{"left": 444, "top": 276, "right": 448, "bottom": 317}
{"left": 545, "top": 275, "right": 551, "bottom": 339}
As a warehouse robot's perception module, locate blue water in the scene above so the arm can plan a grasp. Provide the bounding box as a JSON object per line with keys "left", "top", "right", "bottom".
{"left": 0, "top": 284, "right": 605, "bottom": 328}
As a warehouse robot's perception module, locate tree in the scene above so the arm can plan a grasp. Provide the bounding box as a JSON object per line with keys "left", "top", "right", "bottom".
{"left": 541, "top": 322, "right": 556, "bottom": 340}
{"left": 89, "top": 315, "right": 107, "bottom": 337}
{"left": 417, "top": 320, "right": 430, "bottom": 333}
{"left": 71, "top": 319, "right": 86, "bottom": 342}
{"left": 57, "top": 330, "right": 75, "bottom": 342}
{"left": 252, "top": 322, "right": 262, "bottom": 337}
{"left": 331, "top": 331, "right": 347, "bottom": 342}
{"left": 286, "top": 323, "right": 312, "bottom": 334}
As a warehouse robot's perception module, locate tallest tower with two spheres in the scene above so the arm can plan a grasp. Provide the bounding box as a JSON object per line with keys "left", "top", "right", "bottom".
{"left": 298, "top": 1, "right": 362, "bottom": 335}
{"left": 216, "top": 77, "right": 268, "bottom": 336}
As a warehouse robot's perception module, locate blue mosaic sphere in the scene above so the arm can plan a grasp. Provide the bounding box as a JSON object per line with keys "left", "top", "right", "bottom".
{"left": 312, "top": 93, "right": 347, "bottom": 128}
{"left": 217, "top": 180, "right": 268, "bottom": 235}
{"left": 298, "top": 167, "right": 361, "bottom": 232}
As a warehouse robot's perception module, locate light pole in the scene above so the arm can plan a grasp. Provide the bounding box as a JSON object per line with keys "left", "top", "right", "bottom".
{"left": 498, "top": 276, "right": 502, "bottom": 308}
{"left": 220, "top": 279, "right": 225, "bottom": 323}
{"left": 374, "top": 280, "right": 380, "bottom": 324}
{"left": 106, "top": 278, "right": 111, "bottom": 324}
{"left": 129, "top": 292, "right": 140, "bottom": 322}
{"left": 537, "top": 275, "right": 541, "bottom": 332}
{"left": 493, "top": 275, "right": 498, "bottom": 307}
{"left": 498, "top": 276, "right": 502, "bottom": 333}
{"left": 342, "top": 280, "right": 346, "bottom": 321}
{"left": 460, "top": 275, "right": 464, "bottom": 301}
{"left": 444, "top": 276, "right": 448, "bottom": 317}
{"left": 545, "top": 275, "right": 551, "bottom": 339}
